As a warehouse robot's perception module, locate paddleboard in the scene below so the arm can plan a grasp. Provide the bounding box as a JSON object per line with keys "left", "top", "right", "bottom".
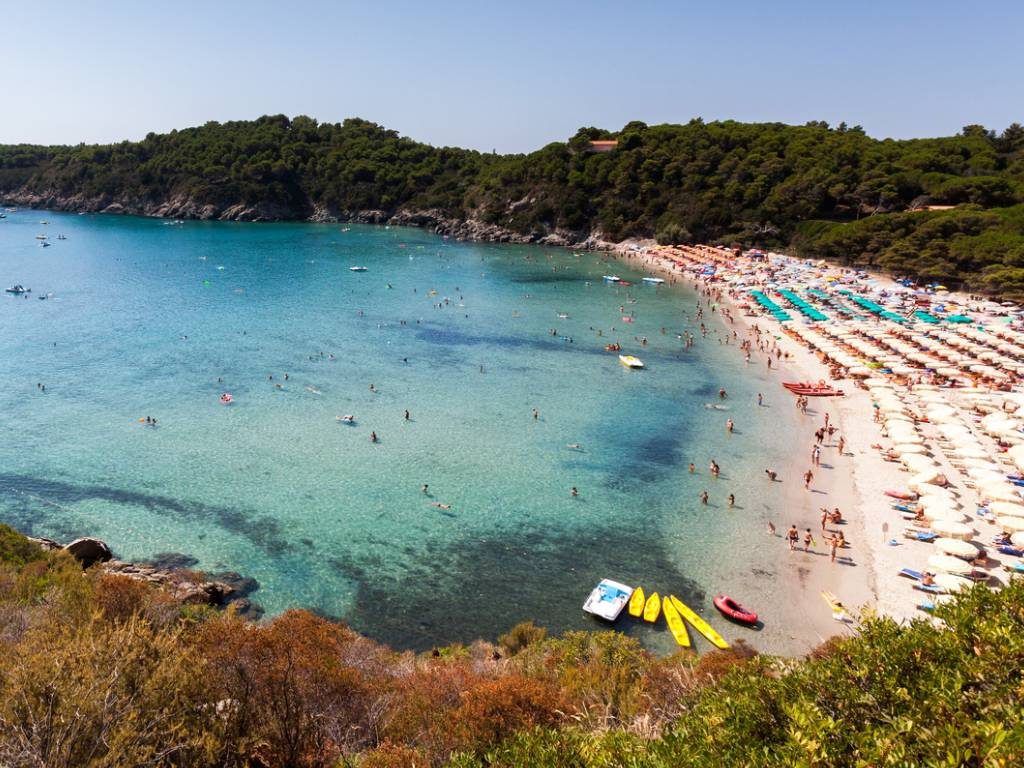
{"left": 669, "top": 595, "right": 728, "bottom": 649}
{"left": 643, "top": 592, "right": 661, "bottom": 623}
{"left": 662, "top": 595, "right": 691, "bottom": 648}
{"left": 628, "top": 586, "right": 645, "bottom": 618}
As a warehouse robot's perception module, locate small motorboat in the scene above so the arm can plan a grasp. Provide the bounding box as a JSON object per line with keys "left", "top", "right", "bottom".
{"left": 5, "top": 285, "right": 29, "bottom": 294}
{"left": 219, "top": 393, "right": 234, "bottom": 404}
{"left": 582, "top": 578, "right": 633, "bottom": 622}
{"left": 661, "top": 594, "right": 691, "bottom": 647}
{"left": 619, "top": 354, "right": 644, "bottom": 369}
{"left": 35, "top": 234, "right": 47, "bottom": 240}
{"left": 642, "top": 276, "right": 665, "bottom": 284}
{"left": 57, "top": 234, "right": 67, "bottom": 240}
{"left": 713, "top": 594, "right": 758, "bottom": 626}
{"left": 628, "top": 586, "right": 645, "bottom": 618}
{"left": 643, "top": 592, "right": 661, "bottom": 623}
{"left": 349, "top": 266, "right": 368, "bottom": 272}
{"left": 602, "top": 275, "right": 621, "bottom": 282}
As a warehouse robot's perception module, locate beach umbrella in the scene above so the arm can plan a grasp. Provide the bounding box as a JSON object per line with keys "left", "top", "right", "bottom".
{"left": 933, "top": 573, "right": 974, "bottom": 593}
{"left": 922, "top": 507, "right": 967, "bottom": 523}
{"left": 931, "top": 523, "right": 976, "bottom": 543}
{"left": 955, "top": 444, "right": 990, "bottom": 460}
{"left": 1012, "top": 531, "right": 1024, "bottom": 547}
{"left": 980, "top": 484, "right": 1022, "bottom": 503}
{"left": 903, "top": 454, "right": 939, "bottom": 472}
{"left": 989, "top": 500, "right": 1024, "bottom": 517}
{"left": 918, "top": 494, "right": 961, "bottom": 511}
{"left": 962, "top": 457, "right": 1002, "bottom": 472}
{"left": 996, "top": 515, "right": 1024, "bottom": 532}
{"left": 894, "top": 443, "right": 927, "bottom": 455}
{"left": 928, "top": 554, "right": 974, "bottom": 575}
{"left": 907, "top": 469, "right": 944, "bottom": 488}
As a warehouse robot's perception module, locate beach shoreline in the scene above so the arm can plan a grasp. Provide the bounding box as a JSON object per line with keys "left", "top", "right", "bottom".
{"left": 607, "top": 241, "right": 1024, "bottom": 648}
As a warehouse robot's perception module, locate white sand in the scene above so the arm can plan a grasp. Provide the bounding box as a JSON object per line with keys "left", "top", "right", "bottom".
{"left": 610, "top": 243, "right": 1020, "bottom": 651}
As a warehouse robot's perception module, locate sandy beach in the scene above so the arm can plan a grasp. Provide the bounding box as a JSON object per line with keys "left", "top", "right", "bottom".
{"left": 608, "top": 241, "right": 1024, "bottom": 649}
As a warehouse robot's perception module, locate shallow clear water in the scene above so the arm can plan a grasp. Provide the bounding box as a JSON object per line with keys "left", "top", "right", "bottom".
{"left": 0, "top": 211, "right": 802, "bottom": 652}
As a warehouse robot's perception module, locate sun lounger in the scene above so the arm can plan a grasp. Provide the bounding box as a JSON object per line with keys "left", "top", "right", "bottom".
{"left": 899, "top": 568, "right": 924, "bottom": 580}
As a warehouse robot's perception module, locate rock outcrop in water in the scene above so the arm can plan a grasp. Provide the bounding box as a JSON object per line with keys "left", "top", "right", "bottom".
{"left": 0, "top": 189, "right": 617, "bottom": 248}
{"left": 26, "top": 534, "right": 260, "bottom": 615}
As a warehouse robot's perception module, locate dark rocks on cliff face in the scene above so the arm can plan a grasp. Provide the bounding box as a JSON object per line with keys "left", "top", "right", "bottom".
{"left": 144, "top": 551, "right": 200, "bottom": 570}
{"left": 64, "top": 537, "right": 113, "bottom": 568}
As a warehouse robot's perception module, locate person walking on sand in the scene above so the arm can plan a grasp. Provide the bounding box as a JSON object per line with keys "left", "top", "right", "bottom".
{"left": 838, "top": 435, "right": 846, "bottom": 455}
{"left": 728, "top": 493, "right": 735, "bottom": 508}
{"left": 829, "top": 533, "right": 839, "bottom": 562}
{"left": 804, "top": 469, "right": 814, "bottom": 489}
{"left": 804, "top": 528, "right": 814, "bottom": 552}
{"left": 767, "top": 520, "right": 776, "bottom": 536}
{"left": 787, "top": 524, "right": 799, "bottom": 550}
{"left": 821, "top": 508, "right": 829, "bottom": 531}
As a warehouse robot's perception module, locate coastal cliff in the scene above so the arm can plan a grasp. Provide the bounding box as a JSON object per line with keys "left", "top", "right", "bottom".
{"left": 0, "top": 188, "right": 620, "bottom": 248}
{"left": 4, "top": 114, "right": 1024, "bottom": 294}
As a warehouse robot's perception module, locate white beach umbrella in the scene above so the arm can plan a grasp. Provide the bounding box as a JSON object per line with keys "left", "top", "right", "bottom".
{"left": 922, "top": 507, "right": 967, "bottom": 523}
{"left": 989, "top": 500, "right": 1024, "bottom": 517}
{"left": 919, "top": 494, "right": 961, "bottom": 511}
{"left": 933, "top": 573, "right": 974, "bottom": 593}
{"left": 962, "top": 457, "right": 1002, "bottom": 472}
{"left": 895, "top": 443, "right": 927, "bottom": 455}
{"left": 955, "top": 445, "right": 991, "bottom": 460}
{"left": 1012, "top": 531, "right": 1024, "bottom": 547}
{"left": 903, "top": 453, "right": 939, "bottom": 472}
{"left": 928, "top": 553, "right": 974, "bottom": 574}
{"left": 996, "top": 515, "right": 1024, "bottom": 532}
{"left": 980, "top": 484, "right": 1021, "bottom": 503}
{"left": 931, "top": 522, "right": 976, "bottom": 542}
{"left": 940, "top": 426, "right": 972, "bottom": 441}
{"left": 908, "top": 470, "right": 944, "bottom": 489}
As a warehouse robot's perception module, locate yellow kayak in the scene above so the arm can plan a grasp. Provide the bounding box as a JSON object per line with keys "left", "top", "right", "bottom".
{"left": 643, "top": 592, "right": 661, "bottom": 623}
{"left": 628, "top": 586, "right": 646, "bottom": 618}
{"left": 662, "top": 595, "right": 691, "bottom": 648}
{"left": 670, "top": 595, "right": 729, "bottom": 649}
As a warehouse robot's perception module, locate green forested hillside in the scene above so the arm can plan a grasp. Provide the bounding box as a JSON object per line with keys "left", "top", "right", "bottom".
{"left": 2, "top": 116, "right": 1024, "bottom": 293}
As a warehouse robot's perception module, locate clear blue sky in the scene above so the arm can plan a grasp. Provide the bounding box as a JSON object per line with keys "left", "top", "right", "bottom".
{"left": 1, "top": 0, "right": 1020, "bottom": 153}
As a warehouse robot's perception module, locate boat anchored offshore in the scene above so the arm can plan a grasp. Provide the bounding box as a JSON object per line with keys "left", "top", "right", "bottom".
{"left": 642, "top": 276, "right": 665, "bottom": 284}
{"left": 582, "top": 579, "right": 633, "bottom": 621}
{"left": 619, "top": 354, "right": 644, "bottom": 369}
{"left": 5, "top": 284, "right": 29, "bottom": 294}
{"left": 602, "top": 275, "right": 621, "bottom": 282}
{"left": 349, "top": 266, "right": 368, "bottom": 272}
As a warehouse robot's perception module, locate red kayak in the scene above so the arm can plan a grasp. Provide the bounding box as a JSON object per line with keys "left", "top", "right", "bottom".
{"left": 784, "top": 382, "right": 844, "bottom": 397}
{"left": 713, "top": 594, "right": 758, "bottom": 626}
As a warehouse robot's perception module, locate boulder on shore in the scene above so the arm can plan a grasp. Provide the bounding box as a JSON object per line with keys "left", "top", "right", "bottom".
{"left": 63, "top": 537, "right": 113, "bottom": 567}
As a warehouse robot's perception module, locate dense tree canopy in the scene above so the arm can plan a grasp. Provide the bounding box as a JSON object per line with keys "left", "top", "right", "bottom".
{"left": 2, "top": 116, "right": 1024, "bottom": 294}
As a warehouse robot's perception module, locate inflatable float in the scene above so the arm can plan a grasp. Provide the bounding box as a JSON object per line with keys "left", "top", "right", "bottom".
{"left": 712, "top": 595, "right": 758, "bottom": 626}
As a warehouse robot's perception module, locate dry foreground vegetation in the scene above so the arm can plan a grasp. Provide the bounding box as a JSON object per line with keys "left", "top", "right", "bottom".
{"left": 0, "top": 524, "right": 1021, "bottom": 767}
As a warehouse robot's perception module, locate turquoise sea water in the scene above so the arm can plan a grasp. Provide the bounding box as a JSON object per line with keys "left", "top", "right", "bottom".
{"left": 0, "top": 211, "right": 803, "bottom": 652}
